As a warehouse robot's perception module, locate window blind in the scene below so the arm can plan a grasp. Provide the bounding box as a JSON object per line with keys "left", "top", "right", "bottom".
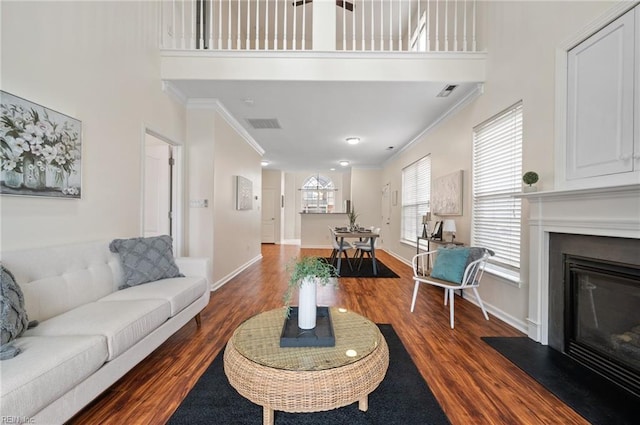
{"left": 472, "top": 102, "right": 523, "bottom": 277}
{"left": 402, "top": 155, "right": 431, "bottom": 243}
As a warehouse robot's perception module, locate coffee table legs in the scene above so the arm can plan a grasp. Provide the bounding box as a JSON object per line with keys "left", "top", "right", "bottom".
{"left": 262, "top": 396, "right": 369, "bottom": 424}
{"left": 263, "top": 407, "right": 274, "bottom": 425}
{"left": 359, "top": 395, "right": 369, "bottom": 411}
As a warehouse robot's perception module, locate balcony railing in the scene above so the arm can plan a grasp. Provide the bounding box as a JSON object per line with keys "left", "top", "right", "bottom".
{"left": 161, "top": 0, "right": 482, "bottom": 52}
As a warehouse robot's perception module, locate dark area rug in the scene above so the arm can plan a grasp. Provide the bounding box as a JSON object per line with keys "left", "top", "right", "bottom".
{"left": 322, "top": 257, "right": 400, "bottom": 278}
{"left": 482, "top": 336, "right": 640, "bottom": 425}
{"left": 169, "top": 324, "right": 449, "bottom": 425}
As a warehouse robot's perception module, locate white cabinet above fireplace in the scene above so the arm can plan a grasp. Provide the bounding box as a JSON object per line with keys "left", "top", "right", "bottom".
{"left": 562, "top": 5, "right": 640, "bottom": 189}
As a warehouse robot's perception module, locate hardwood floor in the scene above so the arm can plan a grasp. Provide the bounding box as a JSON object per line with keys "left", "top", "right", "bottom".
{"left": 69, "top": 244, "right": 588, "bottom": 424}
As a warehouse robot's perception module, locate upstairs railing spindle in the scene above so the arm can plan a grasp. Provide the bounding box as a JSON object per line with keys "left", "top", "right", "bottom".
{"left": 168, "top": 0, "right": 481, "bottom": 53}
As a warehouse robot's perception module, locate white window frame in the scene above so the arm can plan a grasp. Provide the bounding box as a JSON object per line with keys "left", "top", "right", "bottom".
{"left": 472, "top": 102, "right": 523, "bottom": 284}
{"left": 401, "top": 155, "right": 431, "bottom": 244}
{"left": 301, "top": 174, "right": 336, "bottom": 213}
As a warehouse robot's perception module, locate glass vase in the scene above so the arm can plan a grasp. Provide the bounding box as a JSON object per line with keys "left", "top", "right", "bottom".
{"left": 2, "top": 169, "right": 23, "bottom": 188}
{"left": 23, "top": 156, "right": 46, "bottom": 190}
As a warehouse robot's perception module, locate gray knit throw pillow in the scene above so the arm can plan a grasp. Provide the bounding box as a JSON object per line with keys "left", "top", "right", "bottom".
{"left": 1, "top": 265, "right": 29, "bottom": 358}
{"left": 109, "top": 235, "right": 184, "bottom": 289}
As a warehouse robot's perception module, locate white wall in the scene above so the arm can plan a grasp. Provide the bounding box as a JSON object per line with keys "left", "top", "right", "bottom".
{"left": 1, "top": 1, "right": 185, "bottom": 251}
{"left": 186, "top": 106, "right": 262, "bottom": 285}
{"left": 382, "top": 0, "right": 616, "bottom": 330}
{"left": 212, "top": 111, "right": 262, "bottom": 284}
{"left": 350, "top": 168, "right": 383, "bottom": 244}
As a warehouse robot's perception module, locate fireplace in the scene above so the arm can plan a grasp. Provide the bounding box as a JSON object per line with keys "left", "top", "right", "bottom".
{"left": 565, "top": 255, "right": 640, "bottom": 396}
{"left": 548, "top": 233, "right": 640, "bottom": 397}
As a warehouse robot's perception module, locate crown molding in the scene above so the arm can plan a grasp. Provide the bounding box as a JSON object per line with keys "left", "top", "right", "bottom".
{"left": 384, "top": 82, "right": 484, "bottom": 165}
{"left": 161, "top": 81, "right": 187, "bottom": 105}
{"left": 187, "top": 98, "right": 265, "bottom": 156}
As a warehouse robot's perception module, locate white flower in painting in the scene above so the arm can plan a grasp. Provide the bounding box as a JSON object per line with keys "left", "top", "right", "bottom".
{"left": 30, "top": 144, "right": 43, "bottom": 156}
{"left": 41, "top": 145, "right": 57, "bottom": 162}
{"left": 36, "top": 120, "right": 54, "bottom": 139}
{"left": 25, "top": 123, "right": 43, "bottom": 138}
{"left": 1, "top": 150, "right": 20, "bottom": 171}
{"left": 14, "top": 138, "right": 30, "bottom": 152}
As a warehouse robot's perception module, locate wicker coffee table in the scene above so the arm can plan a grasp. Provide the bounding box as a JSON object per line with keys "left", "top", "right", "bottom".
{"left": 223, "top": 307, "right": 389, "bottom": 425}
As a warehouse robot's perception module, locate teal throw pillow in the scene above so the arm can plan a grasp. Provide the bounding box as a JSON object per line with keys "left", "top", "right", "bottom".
{"left": 431, "top": 247, "right": 471, "bottom": 284}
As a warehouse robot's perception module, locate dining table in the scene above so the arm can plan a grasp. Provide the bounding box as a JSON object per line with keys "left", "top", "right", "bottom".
{"left": 331, "top": 228, "right": 380, "bottom": 276}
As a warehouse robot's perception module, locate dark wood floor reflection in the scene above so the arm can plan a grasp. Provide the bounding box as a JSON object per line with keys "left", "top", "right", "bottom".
{"left": 70, "top": 244, "right": 588, "bottom": 425}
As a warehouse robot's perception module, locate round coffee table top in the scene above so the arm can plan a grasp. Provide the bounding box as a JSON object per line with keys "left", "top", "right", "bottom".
{"left": 231, "top": 307, "right": 381, "bottom": 371}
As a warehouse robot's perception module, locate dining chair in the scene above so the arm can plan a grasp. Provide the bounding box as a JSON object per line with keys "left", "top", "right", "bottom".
{"left": 329, "top": 227, "right": 353, "bottom": 271}
{"left": 353, "top": 227, "right": 380, "bottom": 270}
{"left": 410, "top": 247, "right": 493, "bottom": 329}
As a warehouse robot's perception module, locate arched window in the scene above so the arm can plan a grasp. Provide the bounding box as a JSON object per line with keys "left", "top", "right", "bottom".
{"left": 301, "top": 174, "right": 336, "bottom": 213}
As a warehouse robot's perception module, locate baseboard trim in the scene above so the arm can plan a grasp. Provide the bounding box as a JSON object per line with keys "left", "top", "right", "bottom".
{"left": 211, "top": 254, "right": 262, "bottom": 291}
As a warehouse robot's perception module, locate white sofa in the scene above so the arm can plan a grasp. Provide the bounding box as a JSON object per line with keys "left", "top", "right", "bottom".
{"left": 0, "top": 240, "right": 210, "bottom": 424}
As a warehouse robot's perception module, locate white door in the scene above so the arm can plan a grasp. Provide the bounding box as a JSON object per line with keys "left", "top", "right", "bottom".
{"left": 262, "top": 188, "right": 276, "bottom": 243}
{"left": 144, "top": 135, "right": 172, "bottom": 237}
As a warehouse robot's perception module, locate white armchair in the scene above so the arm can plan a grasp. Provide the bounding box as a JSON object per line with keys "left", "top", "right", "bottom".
{"left": 411, "top": 247, "right": 493, "bottom": 329}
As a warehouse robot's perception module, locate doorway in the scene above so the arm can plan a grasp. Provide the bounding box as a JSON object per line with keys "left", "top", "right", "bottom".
{"left": 262, "top": 187, "right": 277, "bottom": 243}
{"left": 143, "top": 131, "right": 181, "bottom": 250}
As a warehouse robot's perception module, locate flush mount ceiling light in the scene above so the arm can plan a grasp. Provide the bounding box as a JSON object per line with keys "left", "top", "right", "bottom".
{"left": 339, "top": 160, "right": 350, "bottom": 167}
{"left": 346, "top": 137, "right": 360, "bottom": 145}
{"left": 261, "top": 160, "right": 269, "bottom": 166}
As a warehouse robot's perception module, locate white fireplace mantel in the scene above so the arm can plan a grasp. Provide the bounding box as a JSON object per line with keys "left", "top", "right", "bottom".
{"left": 518, "top": 184, "right": 640, "bottom": 344}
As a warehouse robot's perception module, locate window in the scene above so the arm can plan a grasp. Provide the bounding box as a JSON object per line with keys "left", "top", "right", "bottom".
{"left": 402, "top": 155, "right": 431, "bottom": 243}
{"left": 301, "top": 174, "right": 335, "bottom": 213}
{"left": 472, "top": 102, "right": 523, "bottom": 282}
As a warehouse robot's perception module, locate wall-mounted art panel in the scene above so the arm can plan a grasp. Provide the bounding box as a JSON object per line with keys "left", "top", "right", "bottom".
{"left": 432, "top": 170, "right": 463, "bottom": 216}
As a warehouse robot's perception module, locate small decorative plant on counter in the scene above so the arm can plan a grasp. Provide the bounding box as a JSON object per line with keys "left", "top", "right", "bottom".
{"left": 283, "top": 256, "right": 338, "bottom": 329}
{"left": 347, "top": 206, "right": 359, "bottom": 231}
{"left": 522, "top": 171, "right": 539, "bottom": 192}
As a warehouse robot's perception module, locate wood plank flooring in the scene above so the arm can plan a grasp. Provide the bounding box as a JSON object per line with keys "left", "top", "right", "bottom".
{"left": 69, "top": 244, "right": 588, "bottom": 424}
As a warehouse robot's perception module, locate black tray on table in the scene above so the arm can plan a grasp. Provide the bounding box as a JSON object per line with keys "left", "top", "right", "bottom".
{"left": 280, "top": 306, "right": 335, "bottom": 347}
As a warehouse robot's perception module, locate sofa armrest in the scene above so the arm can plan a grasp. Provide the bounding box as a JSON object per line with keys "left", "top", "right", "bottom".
{"left": 175, "top": 257, "right": 211, "bottom": 284}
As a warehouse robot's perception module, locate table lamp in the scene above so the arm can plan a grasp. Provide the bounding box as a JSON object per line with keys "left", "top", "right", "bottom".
{"left": 421, "top": 213, "right": 431, "bottom": 238}
{"left": 443, "top": 219, "right": 456, "bottom": 242}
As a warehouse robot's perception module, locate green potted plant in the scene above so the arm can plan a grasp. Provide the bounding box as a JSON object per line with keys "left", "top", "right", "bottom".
{"left": 522, "top": 171, "right": 539, "bottom": 192}
{"left": 347, "top": 206, "right": 359, "bottom": 231}
{"left": 283, "top": 256, "right": 337, "bottom": 329}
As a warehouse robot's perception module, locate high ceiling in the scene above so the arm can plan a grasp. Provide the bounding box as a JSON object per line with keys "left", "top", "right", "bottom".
{"left": 169, "top": 79, "right": 480, "bottom": 171}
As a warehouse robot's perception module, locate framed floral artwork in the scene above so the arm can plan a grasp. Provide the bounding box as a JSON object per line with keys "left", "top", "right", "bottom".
{"left": 0, "top": 91, "right": 82, "bottom": 198}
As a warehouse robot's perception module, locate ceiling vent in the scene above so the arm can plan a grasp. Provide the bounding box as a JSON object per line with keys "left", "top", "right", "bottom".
{"left": 246, "top": 118, "right": 281, "bottom": 129}
{"left": 436, "top": 84, "right": 458, "bottom": 98}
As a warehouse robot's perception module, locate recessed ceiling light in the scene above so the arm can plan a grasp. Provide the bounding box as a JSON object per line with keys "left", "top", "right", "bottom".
{"left": 261, "top": 160, "right": 269, "bottom": 166}
{"left": 329, "top": 168, "right": 336, "bottom": 171}
{"left": 339, "top": 160, "right": 350, "bottom": 167}
{"left": 346, "top": 137, "right": 360, "bottom": 145}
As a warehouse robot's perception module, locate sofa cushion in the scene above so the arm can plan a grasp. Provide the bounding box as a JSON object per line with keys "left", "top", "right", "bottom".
{"left": 23, "top": 300, "right": 170, "bottom": 361}
{"left": 1, "top": 265, "right": 29, "bottom": 350}
{"left": 0, "top": 335, "right": 108, "bottom": 419}
{"left": 109, "top": 235, "right": 184, "bottom": 289}
{"left": 98, "top": 276, "right": 208, "bottom": 316}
